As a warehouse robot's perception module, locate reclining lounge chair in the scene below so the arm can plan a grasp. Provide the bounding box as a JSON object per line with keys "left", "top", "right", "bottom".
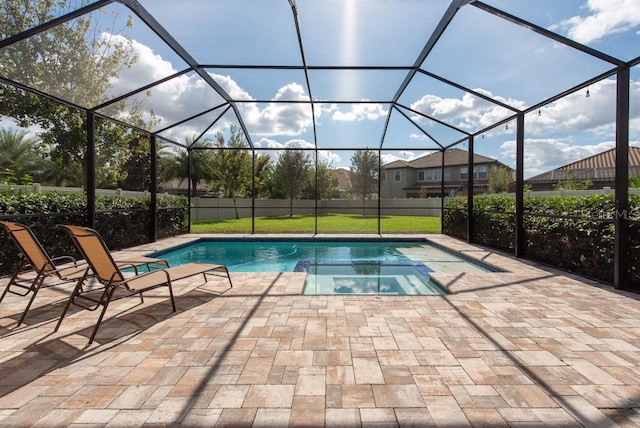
{"left": 55, "top": 224, "right": 232, "bottom": 344}
{"left": 0, "top": 221, "right": 168, "bottom": 326}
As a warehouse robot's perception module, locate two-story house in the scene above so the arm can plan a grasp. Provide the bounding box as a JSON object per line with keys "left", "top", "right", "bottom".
{"left": 381, "top": 148, "right": 512, "bottom": 198}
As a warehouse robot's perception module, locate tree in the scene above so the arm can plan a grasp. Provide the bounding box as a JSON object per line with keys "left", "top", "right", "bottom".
{"left": 0, "top": 1, "right": 145, "bottom": 188}
{"left": 252, "top": 153, "right": 273, "bottom": 199}
{"left": 209, "top": 126, "right": 252, "bottom": 219}
{"left": 158, "top": 136, "right": 215, "bottom": 196}
{"left": 315, "top": 159, "right": 339, "bottom": 200}
{"left": 350, "top": 150, "right": 379, "bottom": 214}
{"left": 273, "top": 149, "right": 312, "bottom": 217}
{"left": 553, "top": 170, "right": 593, "bottom": 191}
{"left": 0, "top": 128, "right": 44, "bottom": 183}
{"left": 488, "top": 166, "right": 512, "bottom": 194}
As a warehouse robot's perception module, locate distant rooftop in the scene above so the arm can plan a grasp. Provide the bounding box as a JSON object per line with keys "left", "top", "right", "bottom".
{"left": 526, "top": 147, "right": 640, "bottom": 184}
{"left": 383, "top": 148, "right": 508, "bottom": 170}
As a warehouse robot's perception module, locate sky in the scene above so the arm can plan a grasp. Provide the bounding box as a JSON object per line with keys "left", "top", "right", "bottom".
{"left": 1, "top": 0, "right": 640, "bottom": 179}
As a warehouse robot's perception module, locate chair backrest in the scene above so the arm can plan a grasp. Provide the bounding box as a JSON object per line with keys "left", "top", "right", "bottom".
{"left": 0, "top": 221, "right": 56, "bottom": 273}
{"left": 58, "top": 225, "right": 125, "bottom": 283}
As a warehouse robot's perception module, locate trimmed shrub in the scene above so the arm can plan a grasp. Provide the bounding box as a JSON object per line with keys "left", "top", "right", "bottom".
{"left": 444, "top": 193, "right": 640, "bottom": 288}
{"left": 0, "top": 190, "right": 188, "bottom": 275}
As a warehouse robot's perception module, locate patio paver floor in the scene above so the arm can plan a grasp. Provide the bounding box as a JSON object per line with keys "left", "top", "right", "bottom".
{"left": 1, "top": 234, "right": 640, "bottom": 427}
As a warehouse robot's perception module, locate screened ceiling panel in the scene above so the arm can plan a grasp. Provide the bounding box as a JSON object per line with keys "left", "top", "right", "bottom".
{"left": 0, "top": 2, "right": 192, "bottom": 109}
{"left": 399, "top": 72, "right": 515, "bottom": 135}
{"left": 314, "top": 102, "right": 389, "bottom": 149}
{"left": 199, "top": 108, "right": 251, "bottom": 148}
{"left": 206, "top": 68, "right": 310, "bottom": 102}
{"left": 481, "top": 0, "right": 640, "bottom": 62}
{"left": 297, "top": 0, "right": 451, "bottom": 66}
{"left": 98, "top": 3, "right": 191, "bottom": 100}
{"left": 422, "top": 5, "right": 615, "bottom": 107}
{"left": 241, "top": 101, "right": 314, "bottom": 141}
{"left": 394, "top": 105, "right": 469, "bottom": 146}
{"left": 0, "top": 0, "right": 102, "bottom": 39}
{"left": 97, "top": 71, "right": 228, "bottom": 133}
{"left": 308, "top": 69, "right": 408, "bottom": 102}
{"left": 136, "top": 0, "right": 301, "bottom": 65}
{"left": 155, "top": 104, "right": 231, "bottom": 143}
{"left": 382, "top": 111, "right": 445, "bottom": 151}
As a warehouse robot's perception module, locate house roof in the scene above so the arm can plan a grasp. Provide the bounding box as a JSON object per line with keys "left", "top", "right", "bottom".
{"left": 331, "top": 168, "right": 352, "bottom": 192}
{"left": 526, "top": 147, "right": 640, "bottom": 183}
{"left": 383, "top": 148, "right": 507, "bottom": 170}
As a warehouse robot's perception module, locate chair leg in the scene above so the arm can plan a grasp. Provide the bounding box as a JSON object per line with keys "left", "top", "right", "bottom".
{"left": 167, "top": 280, "right": 176, "bottom": 312}
{"left": 54, "top": 273, "right": 88, "bottom": 332}
{"left": 0, "top": 277, "right": 13, "bottom": 304}
{"left": 88, "top": 284, "right": 118, "bottom": 345}
{"left": 16, "top": 273, "right": 46, "bottom": 327}
{"left": 0, "top": 260, "right": 29, "bottom": 303}
{"left": 225, "top": 268, "right": 233, "bottom": 288}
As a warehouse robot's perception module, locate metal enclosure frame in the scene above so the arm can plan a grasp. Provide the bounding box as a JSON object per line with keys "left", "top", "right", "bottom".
{"left": 0, "top": 0, "right": 638, "bottom": 288}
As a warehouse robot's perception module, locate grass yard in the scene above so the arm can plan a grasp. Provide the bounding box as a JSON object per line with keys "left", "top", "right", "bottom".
{"left": 191, "top": 214, "right": 442, "bottom": 234}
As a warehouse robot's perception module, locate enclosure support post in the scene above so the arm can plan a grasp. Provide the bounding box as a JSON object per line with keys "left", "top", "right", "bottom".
{"left": 251, "top": 151, "right": 256, "bottom": 234}
{"left": 466, "top": 136, "right": 474, "bottom": 243}
{"left": 440, "top": 149, "right": 446, "bottom": 234}
{"left": 187, "top": 149, "right": 192, "bottom": 233}
{"left": 614, "top": 65, "right": 630, "bottom": 289}
{"left": 86, "top": 111, "right": 96, "bottom": 229}
{"left": 315, "top": 149, "right": 318, "bottom": 235}
{"left": 515, "top": 112, "right": 525, "bottom": 258}
{"left": 378, "top": 150, "right": 382, "bottom": 236}
{"left": 150, "top": 135, "right": 158, "bottom": 242}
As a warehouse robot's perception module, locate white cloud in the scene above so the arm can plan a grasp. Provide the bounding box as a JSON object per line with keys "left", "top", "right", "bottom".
{"left": 254, "top": 137, "right": 318, "bottom": 163}
{"left": 0, "top": 117, "right": 42, "bottom": 139}
{"left": 408, "top": 79, "right": 640, "bottom": 140}
{"left": 409, "top": 90, "right": 524, "bottom": 132}
{"left": 500, "top": 138, "right": 616, "bottom": 178}
{"left": 554, "top": 0, "right": 640, "bottom": 44}
{"left": 380, "top": 151, "right": 432, "bottom": 166}
{"left": 239, "top": 83, "right": 314, "bottom": 137}
{"left": 319, "top": 150, "right": 342, "bottom": 166}
{"left": 106, "top": 35, "right": 177, "bottom": 94}
{"left": 331, "top": 102, "right": 388, "bottom": 122}
{"left": 526, "top": 79, "right": 640, "bottom": 137}
{"left": 108, "top": 37, "right": 314, "bottom": 142}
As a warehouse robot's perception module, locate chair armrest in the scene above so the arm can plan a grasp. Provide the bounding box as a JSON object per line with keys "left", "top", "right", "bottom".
{"left": 51, "top": 255, "right": 78, "bottom": 266}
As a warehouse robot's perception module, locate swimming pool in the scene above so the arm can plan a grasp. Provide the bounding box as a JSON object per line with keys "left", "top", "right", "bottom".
{"left": 149, "top": 239, "right": 494, "bottom": 296}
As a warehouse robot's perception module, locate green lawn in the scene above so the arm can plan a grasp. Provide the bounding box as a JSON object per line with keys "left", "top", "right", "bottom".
{"left": 191, "top": 214, "right": 442, "bottom": 234}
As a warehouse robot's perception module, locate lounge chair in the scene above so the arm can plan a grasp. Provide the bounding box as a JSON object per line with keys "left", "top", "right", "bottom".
{"left": 55, "top": 224, "right": 232, "bottom": 344}
{"left": 0, "top": 221, "right": 169, "bottom": 326}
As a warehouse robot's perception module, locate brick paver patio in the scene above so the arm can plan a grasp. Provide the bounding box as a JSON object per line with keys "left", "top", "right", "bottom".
{"left": 1, "top": 234, "right": 640, "bottom": 427}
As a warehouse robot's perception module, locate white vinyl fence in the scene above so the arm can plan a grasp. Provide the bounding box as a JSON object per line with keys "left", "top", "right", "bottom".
{"left": 190, "top": 198, "right": 444, "bottom": 221}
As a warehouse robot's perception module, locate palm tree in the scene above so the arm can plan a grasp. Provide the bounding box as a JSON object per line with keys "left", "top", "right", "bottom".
{"left": 0, "top": 128, "right": 42, "bottom": 183}
{"left": 158, "top": 136, "right": 215, "bottom": 196}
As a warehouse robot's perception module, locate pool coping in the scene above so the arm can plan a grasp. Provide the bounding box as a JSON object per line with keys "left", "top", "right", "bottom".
{"left": 117, "top": 232, "right": 609, "bottom": 295}
{"left": 147, "top": 234, "right": 504, "bottom": 272}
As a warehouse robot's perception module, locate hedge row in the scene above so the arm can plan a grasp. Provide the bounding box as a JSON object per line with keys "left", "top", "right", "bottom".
{"left": 443, "top": 194, "right": 640, "bottom": 287}
{"left": 0, "top": 190, "right": 188, "bottom": 275}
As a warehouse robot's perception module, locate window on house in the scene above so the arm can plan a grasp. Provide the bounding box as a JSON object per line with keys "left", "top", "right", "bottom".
{"left": 460, "top": 166, "right": 488, "bottom": 180}
{"left": 394, "top": 170, "right": 401, "bottom": 182}
{"left": 444, "top": 168, "right": 451, "bottom": 181}
{"left": 418, "top": 171, "right": 425, "bottom": 182}
{"left": 433, "top": 169, "right": 441, "bottom": 181}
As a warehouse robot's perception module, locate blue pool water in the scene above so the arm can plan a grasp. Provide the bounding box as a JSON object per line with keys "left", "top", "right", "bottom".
{"left": 149, "top": 239, "right": 492, "bottom": 295}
